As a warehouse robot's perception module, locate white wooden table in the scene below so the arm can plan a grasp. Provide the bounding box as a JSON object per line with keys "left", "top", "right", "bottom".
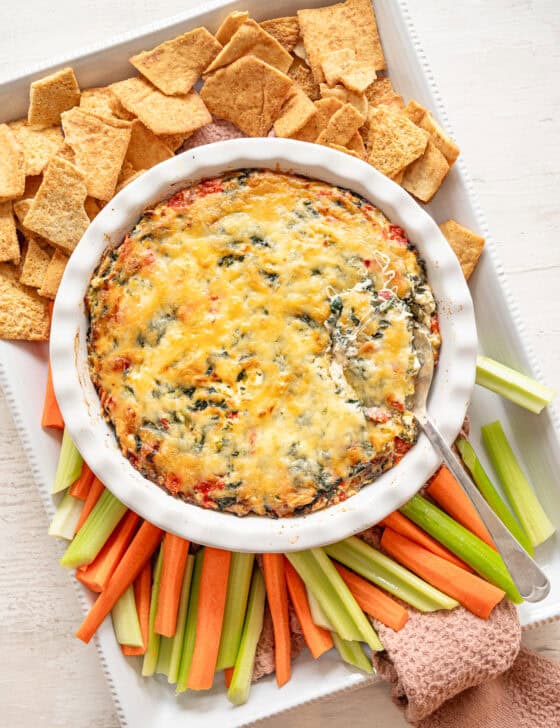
{"left": 1, "top": 1, "right": 559, "bottom": 726}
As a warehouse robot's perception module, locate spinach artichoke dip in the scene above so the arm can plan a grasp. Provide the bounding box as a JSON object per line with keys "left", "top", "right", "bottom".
{"left": 86, "top": 170, "right": 440, "bottom": 517}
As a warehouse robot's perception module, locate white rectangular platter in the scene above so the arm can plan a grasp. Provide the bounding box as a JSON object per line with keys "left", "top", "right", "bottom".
{"left": 1, "top": 0, "right": 560, "bottom": 725}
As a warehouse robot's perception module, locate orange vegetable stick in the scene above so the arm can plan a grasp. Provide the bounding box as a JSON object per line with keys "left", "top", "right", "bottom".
{"left": 41, "top": 361, "right": 64, "bottom": 429}
{"left": 284, "top": 558, "right": 333, "bottom": 659}
{"left": 224, "top": 667, "right": 234, "bottom": 688}
{"left": 69, "top": 463, "right": 95, "bottom": 500}
{"left": 75, "top": 511, "right": 141, "bottom": 592}
{"left": 122, "top": 561, "right": 152, "bottom": 656}
{"left": 154, "top": 534, "right": 190, "bottom": 637}
{"left": 333, "top": 562, "right": 408, "bottom": 631}
{"left": 74, "top": 476, "right": 104, "bottom": 534}
{"left": 76, "top": 521, "right": 164, "bottom": 643}
{"left": 427, "top": 466, "right": 497, "bottom": 550}
{"left": 381, "top": 528, "right": 505, "bottom": 619}
{"left": 262, "top": 554, "right": 291, "bottom": 687}
{"left": 379, "top": 511, "right": 473, "bottom": 572}
{"left": 187, "top": 548, "right": 231, "bottom": 690}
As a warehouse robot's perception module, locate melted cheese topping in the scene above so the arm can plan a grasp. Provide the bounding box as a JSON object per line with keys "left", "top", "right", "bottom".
{"left": 87, "top": 171, "right": 440, "bottom": 517}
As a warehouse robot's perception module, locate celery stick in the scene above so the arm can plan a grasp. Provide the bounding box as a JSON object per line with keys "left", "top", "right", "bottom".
{"left": 456, "top": 436, "right": 533, "bottom": 555}
{"left": 216, "top": 552, "right": 255, "bottom": 670}
{"left": 287, "top": 550, "right": 361, "bottom": 642}
{"left": 156, "top": 636, "right": 173, "bottom": 677}
{"left": 476, "top": 356, "right": 555, "bottom": 414}
{"left": 331, "top": 633, "right": 373, "bottom": 674}
{"left": 60, "top": 490, "right": 127, "bottom": 568}
{"left": 325, "top": 537, "right": 458, "bottom": 612}
{"left": 306, "top": 586, "right": 334, "bottom": 630}
{"left": 142, "top": 547, "right": 164, "bottom": 677}
{"left": 312, "top": 548, "right": 382, "bottom": 651}
{"left": 52, "top": 429, "right": 83, "bottom": 493}
{"left": 401, "top": 495, "right": 523, "bottom": 603}
{"left": 48, "top": 491, "right": 83, "bottom": 540}
{"left": 167, "top": 555, "right": 194, "bottom": 684}
{"left": 482, "top": 420, "right": 555, "bottom": 547}
{"left": 227, "top": 567, "right": 266, "bottom": 706}
{"left": 176, "top": 549, "right": 204, "bottom": 693}
{"left": 112, "top": 585, "right": 143, "bottom": 647}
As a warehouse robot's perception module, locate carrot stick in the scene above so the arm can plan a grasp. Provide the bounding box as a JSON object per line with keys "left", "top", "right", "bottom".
{"left": 284, "top": 559, "right": 333, "bottom": 659}
{"left": 187, "top": 548, "right": 231, "bottom": 690}
{"left": 74, "top": 476, "right": 104, "bottom": 534}
{"left": 380, "top": 528, "right": 505, "bottom": 619}
{"left": 224, "top": 667, "right": 234, "bottom": 688}
{"left": 333, "top": 562, "right": 408, "bottom": 631}
{"left": 75, "top": 511, "right": 140, "bottom": 592}
{"left": 427, "top": 466, "right": 497, "bottom": 550}
{"left": 154, "top": 534, "right": 190, "bottom": 637}
{"left": 379, "top": 511, "right": 473, "bottom": 572}
{"left": 69, "top": 463, "right": 95, "bottom": 500}
{"left": 76, "top": 521, "right": 164, "bottom": 643}
{"left": 41, "top": 361, "right": 64, "bottom": 429}
{"left": 262, "top": 554, "right": 291, "bottom": 687}
{"left": 122, "top": 561, "right": 152, "bottom": 656}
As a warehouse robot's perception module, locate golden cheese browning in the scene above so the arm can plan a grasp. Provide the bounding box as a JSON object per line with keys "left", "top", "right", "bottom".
{"left": 86, "top": 170, "right": 440, "bottom": 517}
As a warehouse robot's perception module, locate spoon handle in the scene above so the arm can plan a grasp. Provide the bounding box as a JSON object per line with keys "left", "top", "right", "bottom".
{"left": 419, "top": 416, "right": 550, "bottom": 603}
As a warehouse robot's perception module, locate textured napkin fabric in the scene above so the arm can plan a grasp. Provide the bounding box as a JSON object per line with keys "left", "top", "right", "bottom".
{"left": 183, "top": 124, "right": 560, "bottom": 727}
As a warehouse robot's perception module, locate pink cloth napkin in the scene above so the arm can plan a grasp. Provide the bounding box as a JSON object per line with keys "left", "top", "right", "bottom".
{"left": 182, "top": 122, "right": 560, "bottom": 727}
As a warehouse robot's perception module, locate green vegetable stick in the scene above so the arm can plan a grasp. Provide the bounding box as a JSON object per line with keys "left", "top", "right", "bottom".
{"left": 52, "top": 429, "right": 83, "bottom": 494}
{"left": 227, "top": 567, "right": 266, "bottom": 706}
{"left": 325, "top": 537, "right": 458, "bottom": 612}
{"left": 48, "top": 490, "right": 83, "bottom": 540}
{"left": 456, "top": 436, "right": 533, "bottom": 554}
{"left": 112, "top": 585, "right": 143, "bottom": 648}
{"left": 142, "top": 546, "right": 164, "bottom": 677}
{"left": 156, "top": 636, "right": 173, "bottom": 677}
{"left": 216, "top": 552, "right": 255, "bottom": 670}
{"left": 60, "top": 490, "right": 127, "bottom": 568}
{"left": 400, "top": 495, "right": 523, "bottom": 603}
{"left": 331, "top": 633, "right": 373, "bottom": 674}
{"left": 481, "top": 420, "right": 555, "bottom": 547}
{"left": 286, "top": 550, "right": 362, "bottom": 642}
{"left": 167, "top": 555, "right": 195, "bottom": 684}
{"left": 476, "top": 356, "right": 555, "bottom": 414}
{"left": 306, "top": 586, "right": 334, "bottom": 630}
{"left": 176, "top": 549, "right": 204, "bottom": 693}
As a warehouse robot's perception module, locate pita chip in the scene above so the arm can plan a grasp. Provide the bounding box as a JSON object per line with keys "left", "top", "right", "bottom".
{"left": 0, "top": 203, "right": 20, "bottom": 263}
{"left": 292, "top": 97, "right": 344, "bottom": 142}
{"left": 205, "top": 19, "right": 293, "bottom": 74}
{"left": 439, "top": 220, "right": 485, "bottom": 279}
{"left": 0, "top": 125, "right": 25, "bottom": 200}
{"left": 274, "top": 86, "right": 317, "bottom": 138}
{"left": 19, "top": 237, "right": 52, "bottom": 289}
{"left": 402, "top": 140, "right": 450, "bottom": 202}
{"left": 316, "top": 102, "right": 365, "bottom": 146}
{"left": 320, "top": 83, "right": 367, "bottom": 117}
{"left": 215, "top": 10, "right": 249, "bottom": 45}
{"left": 0, "top": 263, "right": 50, "bottom": 340}
{"left": 260, "top": 17, "right": 301, "bottom": 52}
{"left": 125, "top": 120, "right": 174, "bottom": 170}
{"left": 365, "top": 106, "right": 429, "bottom": 177}
{"left": 38, "top": 249, "right": 68, "bottom": 299}
{"left": 28, "top": 67, "right": 80, "bottom": 127}
{"left": 8, "top": 120, "right": 64, "bottom": 176}
{"left": 288, "top": 58, "right": 320, "bottom": 100}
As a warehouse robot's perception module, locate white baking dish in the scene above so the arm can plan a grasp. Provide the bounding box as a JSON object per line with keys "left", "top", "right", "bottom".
{"left": 1, "top": 0, "right": 559, "bottom": 725}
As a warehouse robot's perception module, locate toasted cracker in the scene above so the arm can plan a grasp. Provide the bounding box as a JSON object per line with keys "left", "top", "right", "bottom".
{"left": 116, "top": 167, "right": 146, "bottom": 193}
{"left": 61, "top": 108, "right": 132, "bottom": 201}
{"left": 274, "top": 86, "right": 317, "bottom": 138}
{"left": 111, "top": 77, "right": 211, "bottom": 136}
{"left": 12, "top": 199, "right": 32, "bottom": 229}
{"left": 292, "top": 97, "right": 344, "bottom": 142}
{"left": 215, "top": 10, "right": 249, "bottom": 45}
{"left": 84, "top": 197, "right": 102, "bottom": 220}
{"left": 439, "top": 220, "right": 485, "bottom": 280}
{"left": 0, "top": 263, "right": 50, "bottom": 340}
{"left": 205, "top": 19, "right": 293, "bottom": 75}
{"left": 28, "top": 68, "right": 80, "bottom": 127}
{"left": 298, "top": 0, "right": 385, "bottom": 85}
{"left": 402, "top": 141, "right": 450, "bottom": 202}
{"left": 316, "top": 102, "right": 365, "bottom": 146}
{"left": 38, "top": 249, "right": 68, "bottom": 299}
{"left": 55, "top": 143, "right": 76, "bottom": 164}
{"left": 405, "top": 100, "right": 459, "bottom": 164}
{"left": 378, "top": 95, "right": 405, "bottom": 113}
{"left": 347, "top": 132, "right": 367, "bottom": 159}
{"left": 327, "top": 143, "right": 362, "bottom": 160}
{"left": 260, "top": 16, "right": 300, "bottom": 52}
{"left": 80, "top": 86, "right": 134, "bottom": 121}
{"left": 391, "top": 168, "right": 405, "bottom": 185}
{"left": 321, "top": 48, "right": 376, "bottom": 94}
{"left": 320, "top": 83, "right": 367, "bottom": 117}
{"left": 24, "top": 175, "right": 43, "bottom": 198}
{"left": 23, "top": 157, "right": 89, "bottom": 254}
{"left": 321, "top": 48, "right": 355, "bottom": 86}
{"left": 126, "top": 120, "right": 174, "bottom": 170}
{"left": 159, "top": 133, "right": 190, "bottom": 151}
{"left": 288, "top": 58, "right": 320, "bottom": 100}
{"left": 19, "top": 237, "right": 52, "bottom": 288}
{"left": 404, "top": 99, "right": 427, "bottom": 125}
{"left": 201, "top": 56, "right": 292, "bottom": 137}
{"left": 365, "top": 107, "right": 429, "bottom": 177}
{"left": 130, "top": 28, "right": 222, "bottom": 96}
{"left": 8, "top": 120, "right": 64, "bottom": 176}
{"left": 0, "top": 203, "right": 20, "bottom": 263}
{"left": 0, "top": 125, "right": 25, "bottom": 201}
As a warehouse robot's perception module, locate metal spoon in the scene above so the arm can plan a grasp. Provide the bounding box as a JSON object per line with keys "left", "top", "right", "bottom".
{"left": 413, "top": 328, "right": 550, "bottom": 603}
